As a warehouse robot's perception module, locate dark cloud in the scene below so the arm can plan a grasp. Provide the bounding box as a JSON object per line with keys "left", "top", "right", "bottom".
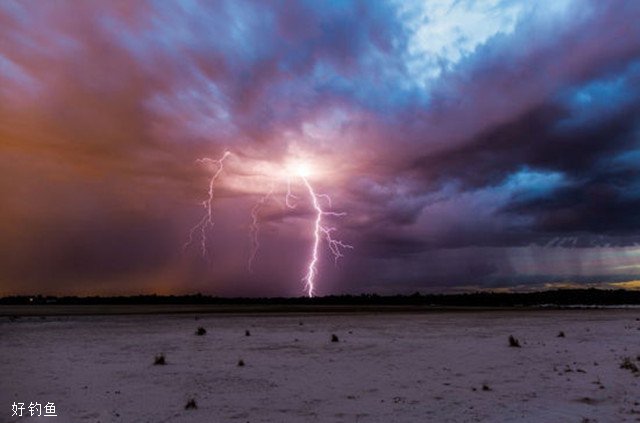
{"left": 2, "top": 0, "right": 640, "bottom": 295}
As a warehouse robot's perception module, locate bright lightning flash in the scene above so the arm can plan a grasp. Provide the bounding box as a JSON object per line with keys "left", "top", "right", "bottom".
{"left": 186, "top": 153, "right": 351, "bottom": 297}
{"left": 298, "top": 172, "right": 352, "bottom": 297}
{"left": 290, "top": 162, "right": 312, "bottom": 178}
{"left": 285, "top": 160, "right": 352, "bottom": 296}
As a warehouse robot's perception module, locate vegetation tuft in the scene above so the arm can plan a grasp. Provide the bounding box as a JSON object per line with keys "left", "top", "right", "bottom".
{"left": 620, "top": 357, "right": 639, "bottom": 374}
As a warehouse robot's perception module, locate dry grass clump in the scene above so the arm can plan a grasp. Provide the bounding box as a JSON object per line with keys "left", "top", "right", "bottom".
{"left": 154, "top": 354, "right": 166, "bottom": 365}
{"left": 620, "top": 357, "right": 639, "bottom": 374}
{"left": 508, "top": 335, "right": 521, "bottom": 348}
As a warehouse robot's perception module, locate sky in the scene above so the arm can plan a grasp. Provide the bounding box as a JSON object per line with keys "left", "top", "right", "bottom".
{"left": 1, "top": 0, "right": 640, "bottom": 297}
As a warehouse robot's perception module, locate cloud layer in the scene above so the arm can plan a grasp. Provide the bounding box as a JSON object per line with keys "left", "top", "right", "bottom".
{"left": 2, "top": 0, "right": 640, "bottom": 295}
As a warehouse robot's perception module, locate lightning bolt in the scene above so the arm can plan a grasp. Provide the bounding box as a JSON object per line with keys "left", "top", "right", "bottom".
{"left": 184, "top": 151, "right": 231, "bottom": 256}
{"left": 300, "top": 176, "right": 352, "bottom": 297}
{"left": 285, "top": 177, "right": 298, "bottom": 208}
{"left": 186, "top": 151, "right": 351, "bottom": 297}
{"left": 248, "top": 185, "right": 274, "bottom": 273}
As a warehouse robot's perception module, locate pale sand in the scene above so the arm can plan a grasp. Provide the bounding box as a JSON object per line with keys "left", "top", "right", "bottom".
{"left": 2, "top": 310, "right": 639, "bottom": 422}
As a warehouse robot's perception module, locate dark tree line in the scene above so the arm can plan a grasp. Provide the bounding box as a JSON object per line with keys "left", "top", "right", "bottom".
{"left": 1, "top": 289, "right": 640, "bottom": 307}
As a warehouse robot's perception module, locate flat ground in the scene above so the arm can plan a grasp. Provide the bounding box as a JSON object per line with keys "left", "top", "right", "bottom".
{"left": 1, "top": 309, "right": 639, "bottom": 422}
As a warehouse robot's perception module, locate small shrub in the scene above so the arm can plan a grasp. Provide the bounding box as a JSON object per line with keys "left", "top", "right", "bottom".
{"left": 620, "top": 357, "right": 639, "bottom": 374}
{"left": 195, "top": 327, "right": 206, "bottom": 336}
{"left": 482, "top": 383, "right": 491, "bottom": 391}
{"left": 184, "top": 399, "right": 197, "bottom": 410}
{"left": 154, "top": 354, "right": 166, "bottom": 365}
{"left": 237, "top": 359, "right": 245, "bottom": 367}
{"left": 331, "top": 334, "right": 339, "bottom": 343}
{"left": 557, "top": 331, "right": 565, "bottom": 338}
{"left": 245, "top": 330, "right": 251, "bottom": 337}
{"left": 508, "top": 335, "right": 521, "bottom": 348}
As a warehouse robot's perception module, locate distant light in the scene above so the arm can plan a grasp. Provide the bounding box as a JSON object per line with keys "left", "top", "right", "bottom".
{"left": 294, "top": 162, "right": 311, "bottom": 177}
{"left": 287, "top": 161, "right": 314, "bottom": 178}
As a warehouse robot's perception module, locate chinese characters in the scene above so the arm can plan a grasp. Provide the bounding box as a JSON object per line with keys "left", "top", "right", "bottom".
{"left": 11, "top": 402, "right": 57, "bottom": 418}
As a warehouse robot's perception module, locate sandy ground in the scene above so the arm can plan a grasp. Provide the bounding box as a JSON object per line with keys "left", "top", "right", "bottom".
{"left": 1, "top": 310, "right": 639, "bottom": 422}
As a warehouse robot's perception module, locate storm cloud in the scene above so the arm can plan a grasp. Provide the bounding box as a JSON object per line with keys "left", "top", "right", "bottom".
{"left": 2, "top": 0, "right": 640, "bottom": 295}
